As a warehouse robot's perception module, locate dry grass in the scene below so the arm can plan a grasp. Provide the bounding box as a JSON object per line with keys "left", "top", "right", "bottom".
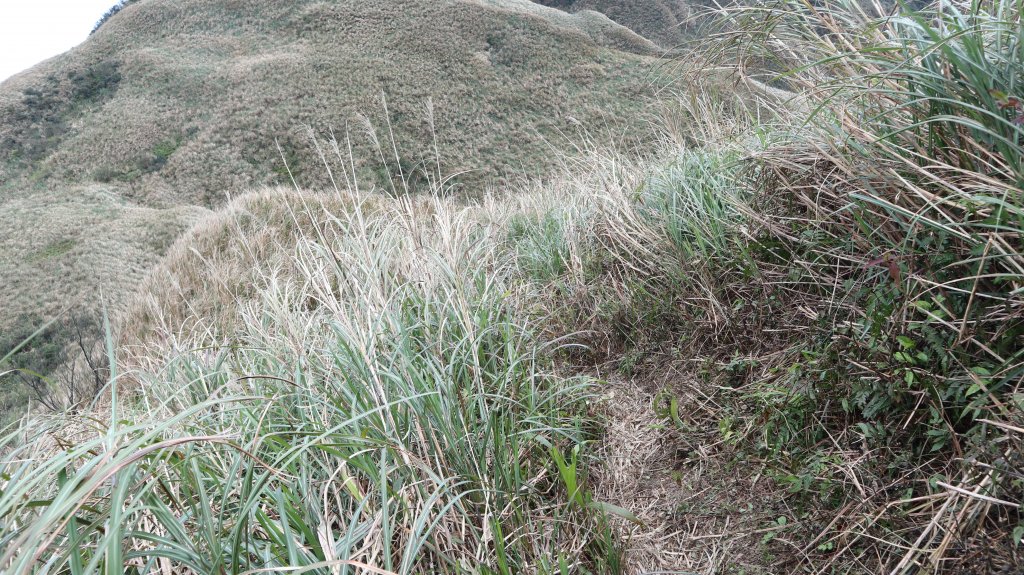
{"left": 0, "top": 184, "right": 205, "bottom": 336}
{"left": 1, "top": 141, "right": 635, "bottom": 572}
{"left": 0, "top": 0, "right": 670, "bottom": 272}
{"left": 4, "top": 1, "right": 1022, "bottom": 573}
{"left": 118, "top": 188, "right": 367, "bottom": 366}
{"left": 0, "top": 0, "right": 680, "bottom": 407}
{"left": 1, "top": 0, "right": 668, "bottom": 202}
{"left": 104, "top": 109, "right": 779, "bottom": 571}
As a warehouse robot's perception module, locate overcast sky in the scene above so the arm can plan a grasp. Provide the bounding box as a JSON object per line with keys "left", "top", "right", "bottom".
{"left": 0, "top": 0, "right": 117, "bottom": 82}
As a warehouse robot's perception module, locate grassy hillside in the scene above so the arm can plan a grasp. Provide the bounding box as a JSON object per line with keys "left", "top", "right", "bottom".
{"left": 3, "top": 0, "right": 1022, "bottom": 573}
{"left": 0, "top": 0, "right": 666, "bottom": 321}
{"left": 0, "top": 0, "right": 676, "bottom": 413}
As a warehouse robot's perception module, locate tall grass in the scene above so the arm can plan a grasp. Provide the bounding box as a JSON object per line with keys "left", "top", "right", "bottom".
{"left": 702, "top": 1, "right": 1024, "bottom": 570}
{"left": 494, "top": 1, "right": 1024, "bottom": 570}
{"left": 0, "top": 175, "right": 622, "bottom": 573}
{"left": 4, "top": 1, "right": 1023, "bottom": 573}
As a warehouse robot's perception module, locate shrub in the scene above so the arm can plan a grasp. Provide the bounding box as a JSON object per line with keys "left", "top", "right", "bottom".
{"left": 695, "top": 0, "right": 1024, "bottom": 568}
{"left": 718, "top": 0, "right": 1024, "bottom": 447}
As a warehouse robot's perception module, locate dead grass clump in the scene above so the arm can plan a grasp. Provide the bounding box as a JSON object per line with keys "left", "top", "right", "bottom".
{"left": 118, "top": 187, "right": 367, "bottom": 369}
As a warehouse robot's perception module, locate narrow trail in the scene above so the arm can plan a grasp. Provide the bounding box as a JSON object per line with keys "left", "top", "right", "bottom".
{"left": 594, "top": 369, "right": 781, "bottom": 574}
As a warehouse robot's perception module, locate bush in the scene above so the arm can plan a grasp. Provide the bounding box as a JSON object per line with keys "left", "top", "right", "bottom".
{"left": 698, "top": 0, "right": 1024, "bottom": 568}
{"left": 719, "top": 0, "right": 1024, "bottom": 448}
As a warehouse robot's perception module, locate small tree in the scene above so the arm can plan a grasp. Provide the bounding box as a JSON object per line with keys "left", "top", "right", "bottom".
{"left": 0, "top": 312, "right": 110, "bottom": 413}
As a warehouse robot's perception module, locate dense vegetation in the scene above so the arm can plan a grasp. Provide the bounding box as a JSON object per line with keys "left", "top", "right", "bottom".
{"left": 0, "top": 0, "right": 1022, "bottom": 573}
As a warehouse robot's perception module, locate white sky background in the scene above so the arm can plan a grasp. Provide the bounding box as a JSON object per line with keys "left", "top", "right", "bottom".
{"left": 0, "top": 0, "right": 118, "bottom": 82}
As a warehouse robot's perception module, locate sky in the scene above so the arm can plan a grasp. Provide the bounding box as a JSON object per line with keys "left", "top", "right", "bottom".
{"left": 0, "top": 0, "right": 117, "bottom": 82}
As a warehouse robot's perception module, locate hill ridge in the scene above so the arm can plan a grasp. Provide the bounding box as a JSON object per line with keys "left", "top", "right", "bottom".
{"left": 0, "top": 0, "right": 675, "bottom": 341}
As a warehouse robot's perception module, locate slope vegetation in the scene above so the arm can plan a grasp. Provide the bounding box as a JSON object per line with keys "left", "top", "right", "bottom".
{"left": 0, "top": 0, "right": 671, "bottom": 383}
{"left": 6, "top": 1, "right": 1019, "bottom": 574}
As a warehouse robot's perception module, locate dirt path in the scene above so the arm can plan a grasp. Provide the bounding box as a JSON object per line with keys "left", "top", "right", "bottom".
{"left": 593, "top": 370, "right": 783, "bottom": 574}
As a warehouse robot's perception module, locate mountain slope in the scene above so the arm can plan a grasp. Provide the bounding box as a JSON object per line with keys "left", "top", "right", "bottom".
{"left": 0, "top": 0, "right": 670, "bottom": 334}
{"left": 534, "top": 0, "right": 700, "bottom": 47}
